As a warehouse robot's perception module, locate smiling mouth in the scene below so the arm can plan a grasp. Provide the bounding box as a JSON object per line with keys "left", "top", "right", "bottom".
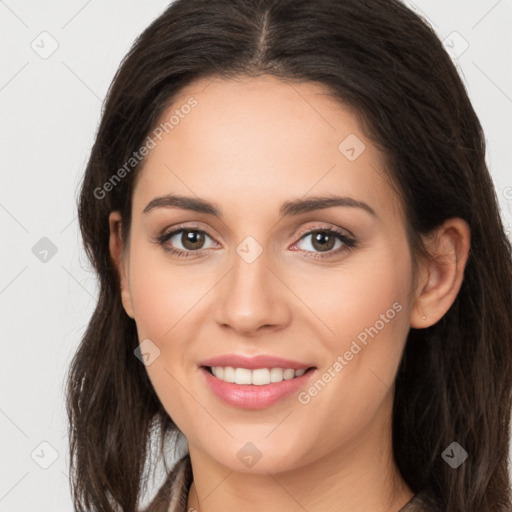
{"left": 203, "top": 365, "right": 316, "bottom": 385}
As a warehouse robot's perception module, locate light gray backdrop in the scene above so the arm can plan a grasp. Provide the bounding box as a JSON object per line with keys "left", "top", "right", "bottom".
{"left": 0, "top": 1, "right": 511, "bottom": 510}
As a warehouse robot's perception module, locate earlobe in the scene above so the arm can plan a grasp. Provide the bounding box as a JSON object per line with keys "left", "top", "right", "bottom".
{"left": 410, "top": 218, "right": 470, "bottom": 329}
{"left": 108, "top": 211, "right": 135, "bottom": 319}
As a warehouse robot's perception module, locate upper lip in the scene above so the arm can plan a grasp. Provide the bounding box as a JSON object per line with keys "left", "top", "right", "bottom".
{"left": 199, "top": 354, "right": 315, "bottom": 370}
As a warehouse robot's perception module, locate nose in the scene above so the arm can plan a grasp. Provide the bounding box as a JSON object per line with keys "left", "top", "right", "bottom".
{"left": 214, "top": 246, "right": 291, "bottom": 336}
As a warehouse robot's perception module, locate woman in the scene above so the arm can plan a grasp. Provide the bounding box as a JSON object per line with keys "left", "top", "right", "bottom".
{"left": 66, "top": 0, "right": 512, "bottom": 511}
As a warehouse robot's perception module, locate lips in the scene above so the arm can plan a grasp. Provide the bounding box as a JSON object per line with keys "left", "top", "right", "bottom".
{"left": 198, "top": 354, "right": 313, "bottom": 370}
{"left": 198, "top": 354, "right": 317, "bottom": 409}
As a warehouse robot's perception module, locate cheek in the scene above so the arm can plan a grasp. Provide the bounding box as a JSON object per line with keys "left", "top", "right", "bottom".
{"left": 129, "top": 233, "right": 413, "bottom": 377}
{"left": 126, "top": 246, "right": 208, "bottom": 429}
{"left": 126, "top": 231, "right": 414, "bottom": 442}
{"left": 292, "top": 245, "right": 412, "bottom": 355}
{"left": 289, "top": 242, "right": 414, "bottom": 431}
{"left": 128, "top": 244, "right": 217, "bottom": 340}
{"left": 287, "top": 250, "right": 412, "bottom": 456}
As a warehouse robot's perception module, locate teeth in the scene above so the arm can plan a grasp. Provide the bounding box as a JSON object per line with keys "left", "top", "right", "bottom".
{"left": 223, "top": 366, "right": 235, "bottom": 382}
{"left": 235, "top": 367, "right": 252, "bottom": 385}
{"left": 252, "top": 368, "right": 270, "bottom": 385}
{"left": 210, "top": 366, "right": 308, "bottom": 385}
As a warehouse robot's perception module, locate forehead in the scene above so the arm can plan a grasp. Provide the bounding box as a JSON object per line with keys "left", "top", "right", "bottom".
{"left": 132, "top": 75, "right": 401, "bottom": 222}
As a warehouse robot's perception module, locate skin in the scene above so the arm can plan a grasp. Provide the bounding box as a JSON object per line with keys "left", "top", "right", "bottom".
{"left": 109, "top": 74, "right": 470, "bottom": 512}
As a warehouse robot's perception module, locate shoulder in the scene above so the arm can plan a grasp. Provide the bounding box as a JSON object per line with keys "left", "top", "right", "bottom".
{"left": 141, "top": 454, "right": 192, "bottom": 512}
{"left": 399, "top": 487, "right": 443, "bottom": 512}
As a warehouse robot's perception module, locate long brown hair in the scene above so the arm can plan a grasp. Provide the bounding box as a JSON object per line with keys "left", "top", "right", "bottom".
{"left": 66, "top": 0, "right": 512, "bottom": 510}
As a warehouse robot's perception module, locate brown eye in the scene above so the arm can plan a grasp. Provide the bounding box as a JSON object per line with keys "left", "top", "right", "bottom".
{"left": 181, "top": 230, "right": 206, "bottom": 250}
{"left": 296, "top": 230, "right": 345, "bottom": 253}
{"left": 293, "top": 227, "right": 357, "bottom": 260}
{"left": 310, "top": 231, "right": 336, "bottom": 252}
{"left": 158, "top": 227, "right": 217, "bottom": 257}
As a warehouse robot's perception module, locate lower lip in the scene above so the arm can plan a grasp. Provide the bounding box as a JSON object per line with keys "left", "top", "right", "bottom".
{"left": 199, "top": 367, "right": 316, "bottom": 410}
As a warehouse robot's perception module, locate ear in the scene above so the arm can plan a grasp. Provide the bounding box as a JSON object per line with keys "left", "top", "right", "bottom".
{"left": 410, "top": 218, "right": 471, "bottom": 328}
{"left": 108, "top": 211, "right": 135, "bottom": 319}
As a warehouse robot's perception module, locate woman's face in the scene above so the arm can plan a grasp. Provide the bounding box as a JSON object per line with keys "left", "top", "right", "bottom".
{"left": 112, "top": 74, "right": 418, "bottom": 473}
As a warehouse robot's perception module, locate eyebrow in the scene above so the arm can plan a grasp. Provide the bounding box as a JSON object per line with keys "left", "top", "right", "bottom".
{"left": 142, "top": 193, "right": 377, "bottom": 218}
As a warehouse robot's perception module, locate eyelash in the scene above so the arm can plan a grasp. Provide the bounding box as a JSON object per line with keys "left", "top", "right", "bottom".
{"left": 155, "top": 224, "right": 357, "bottom": 260}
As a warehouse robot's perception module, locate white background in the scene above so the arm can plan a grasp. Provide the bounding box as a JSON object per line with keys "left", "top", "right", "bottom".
{"left": 0, "top": 1, "right": 511, "bottom": 510}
